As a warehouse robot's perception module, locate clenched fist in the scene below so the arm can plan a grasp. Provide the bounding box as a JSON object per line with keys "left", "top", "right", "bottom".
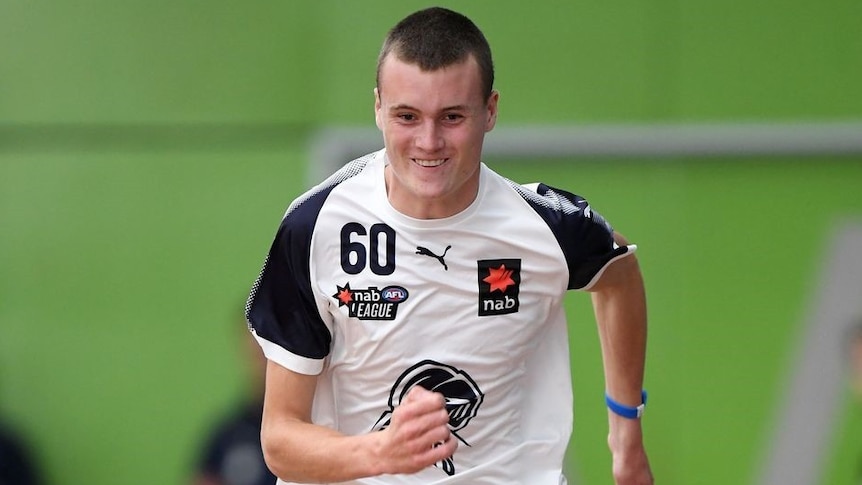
{"left": 374, "top": 386, "right": 458, "bottom": 475}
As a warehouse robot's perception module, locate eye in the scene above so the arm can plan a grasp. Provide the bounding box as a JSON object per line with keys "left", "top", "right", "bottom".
{"left": 397, "top": 113, "right": 416, "bottom": 122}
{"left": 443, "top": 113, "right": 464, "bottom": 123}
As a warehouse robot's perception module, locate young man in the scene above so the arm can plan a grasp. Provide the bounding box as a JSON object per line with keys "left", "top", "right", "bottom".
{"left": 246, "top": 7, "right": 653, "bottom": 484}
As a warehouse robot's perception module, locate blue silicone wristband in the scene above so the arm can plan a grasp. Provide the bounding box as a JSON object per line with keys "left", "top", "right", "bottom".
{"left": 605, "top": 390, "right": 647, "bottom": 419}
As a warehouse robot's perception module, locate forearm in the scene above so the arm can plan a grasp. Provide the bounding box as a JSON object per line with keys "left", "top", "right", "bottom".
{"left": 593, "top": 268, "right": 647, "bottom": 454}
{"left": 262, "top": 417, "right": 383, "bottom": 483}
{"left": 590, "top": 252, "right": 648, "bottom": 408}
{"left": 592, "top": 259, "right": 648, "bottom": 463}
{"left": 589, "top": 235, "right": 653, "bottom": 484}
{"left": 261, "top": 360, "right": 381, "bottom": 483}
{"left": 262, "top": 362, "right": 454, "bottom": 483}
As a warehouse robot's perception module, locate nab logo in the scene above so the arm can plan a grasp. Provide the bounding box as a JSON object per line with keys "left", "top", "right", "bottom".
{"left": 477, "top": 259, "right": 521, "bottom": 316}
{"left": 333, "top": 283, "right": 409, "bottom": 320}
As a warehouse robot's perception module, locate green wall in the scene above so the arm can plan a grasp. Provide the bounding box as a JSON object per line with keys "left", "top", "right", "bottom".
{"left": 2, "top": 2, "right": 861, "bottom": 484}
{"left": 4, "top": 1, "right": 860, "bottom": 124}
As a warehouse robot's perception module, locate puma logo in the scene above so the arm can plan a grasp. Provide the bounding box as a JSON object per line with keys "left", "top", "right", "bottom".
{"left": 416, "top": 245, "right": 452, "bottom": 271}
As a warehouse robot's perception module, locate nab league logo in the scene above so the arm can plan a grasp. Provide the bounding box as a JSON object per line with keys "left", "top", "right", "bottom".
{"left": 332, "top": 283, "right": 409, "bottom": 320}
{"left": 477, "top": 259, "right": 521, "bottom": 316}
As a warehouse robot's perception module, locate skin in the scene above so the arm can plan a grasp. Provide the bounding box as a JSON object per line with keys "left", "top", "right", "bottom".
{"left": 259, "top": 52, "right": 653, "bottom": 485}
{"left": 590, "top": 233, "right": 654, "bottom": 485}
{"left": 262, "top": 365, "right": 455, "bottom": 482}
{"left": 374, "top": 54, "right": 498, "bottom": 220}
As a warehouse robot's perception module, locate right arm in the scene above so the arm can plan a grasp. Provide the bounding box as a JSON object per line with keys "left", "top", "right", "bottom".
{"left": 261, "top": 360, "right": 457, "bottom": 483}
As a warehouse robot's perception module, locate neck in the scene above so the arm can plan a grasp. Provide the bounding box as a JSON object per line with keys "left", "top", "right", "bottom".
{"left": 383, "top": 164, "right": 480, "bottom": 219}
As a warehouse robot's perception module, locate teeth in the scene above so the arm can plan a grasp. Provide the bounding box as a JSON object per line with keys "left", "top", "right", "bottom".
{"left": 413, "top": 159, "right": 446, "bottom": 167}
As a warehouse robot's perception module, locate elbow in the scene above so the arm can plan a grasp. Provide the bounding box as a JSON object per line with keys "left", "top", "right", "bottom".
{"left": 260, "top": 428, "right": 292, "bottom": 482}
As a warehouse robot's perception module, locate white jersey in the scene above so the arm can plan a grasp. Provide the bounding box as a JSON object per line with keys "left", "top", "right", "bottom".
{"left": 247, "top": 149, "right": 634, "bottom": 484}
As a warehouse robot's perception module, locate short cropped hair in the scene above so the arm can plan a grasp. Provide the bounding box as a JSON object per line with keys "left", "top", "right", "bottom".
{"left": 376, "top": 7, "right": 495, "bottom": 100}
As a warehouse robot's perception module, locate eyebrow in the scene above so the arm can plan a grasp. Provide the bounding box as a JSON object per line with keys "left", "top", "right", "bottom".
{"left": 388, "top": 103, "right": 471, "bottom": 113}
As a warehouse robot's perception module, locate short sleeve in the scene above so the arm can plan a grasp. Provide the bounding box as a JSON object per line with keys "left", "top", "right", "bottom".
{"left": 245, "top": 200, "right": 332, "bottom": 375}
{"left": 245, "top": 152, "right": 375, "bottom": 374}
{"left": 519, "top": 183, "right": 636, "bottom": 290}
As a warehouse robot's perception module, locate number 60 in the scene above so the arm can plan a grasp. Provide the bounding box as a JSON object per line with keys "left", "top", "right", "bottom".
{"left": 340, "top": 222, "right": 396, "bottom": 276}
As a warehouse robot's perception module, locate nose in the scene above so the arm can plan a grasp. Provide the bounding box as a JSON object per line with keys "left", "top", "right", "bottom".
{"left": 415, "top": 120, "right": 445, "bottom": 152}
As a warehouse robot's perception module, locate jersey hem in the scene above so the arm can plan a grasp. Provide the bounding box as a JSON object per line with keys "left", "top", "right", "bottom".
{"left": 251, "top": 329, "right": 324, "bottom": 375}
{"left": 579, "top": 244, "right": 637, "bottom": 291}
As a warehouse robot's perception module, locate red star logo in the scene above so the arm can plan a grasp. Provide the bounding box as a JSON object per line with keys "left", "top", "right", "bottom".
{"left": 333, "top": 284, "right": 354, "bottom": 306}
{"left": 483, "top": 264, "right": 515, "bottom": 293}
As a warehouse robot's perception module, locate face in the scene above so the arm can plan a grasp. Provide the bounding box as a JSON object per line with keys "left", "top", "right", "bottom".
{"left": 375, "top": 54, "right": 498, "bottom": 219}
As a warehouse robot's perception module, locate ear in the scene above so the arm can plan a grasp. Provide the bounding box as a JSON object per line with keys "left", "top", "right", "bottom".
{"left": 374, "top": 87, "right": 383, "bottom": 131}
{"left": 485, "top": 90, "right": 500, "bottom": 132}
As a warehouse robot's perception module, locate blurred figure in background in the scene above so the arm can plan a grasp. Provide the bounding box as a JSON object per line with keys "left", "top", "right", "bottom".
{"left": 0, "top": 385, "right": 42, "bottom": 485}
{"left": 190, "top": 309, "right": 276, "bottom": 485}
{"left": 0, "top": 423, "right": 41, "bottom": 485}
{"left": 850, "top": 321, "right": 862, "bottom": 485}
{"left": 850, "top": 321, "right": 862, "bottom": 401}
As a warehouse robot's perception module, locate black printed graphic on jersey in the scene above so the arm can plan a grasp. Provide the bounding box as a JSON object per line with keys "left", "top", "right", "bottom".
{"left": 332, "top": 283, "right": 409, "bottom": 320}
{"left": 477, "top": 259, "right": 521, "bottom": 316}
{"left": 415, "top": 244, "right": 452, "bottom": 270}
{"left": 340, "top": 222, "right": 396, "bottom": 276}
{"left": 372, "top": 360, "right": 484, "bottom": 477}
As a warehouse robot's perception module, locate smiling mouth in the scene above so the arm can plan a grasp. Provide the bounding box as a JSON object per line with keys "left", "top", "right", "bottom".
{"left": 412, "top": 158, "right": 448, "bottom": 167}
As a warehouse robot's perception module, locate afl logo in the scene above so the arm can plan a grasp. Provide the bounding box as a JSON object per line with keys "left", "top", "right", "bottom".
{"left": 333, "top": 283, "right": 409, "bottom": 321}
{"left": 380, "top": 286, "right": 409, "bottom": 303}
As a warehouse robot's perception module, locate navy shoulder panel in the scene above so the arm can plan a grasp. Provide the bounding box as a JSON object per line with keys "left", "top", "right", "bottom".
{"left": 506, "top": 180, "right": 620, "bottom": 289}
{"left": 246, "top": 153, "right": 374, "bottom": 359}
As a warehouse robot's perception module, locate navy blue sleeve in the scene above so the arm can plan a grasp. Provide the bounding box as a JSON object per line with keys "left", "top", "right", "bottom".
{"left": 524, "top": 183, "right": 632, "bottom": 290}
{"left": 246, "top": 193, "right": 332, "bottom": 361}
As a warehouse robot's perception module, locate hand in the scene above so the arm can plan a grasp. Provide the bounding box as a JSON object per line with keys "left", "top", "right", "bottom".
{"left": 375, "top": 386, "right": 457, "bottom": 475}
{"left": 608, "top": 416, "right": 653, "bottom": 485}
{"left": 611, "top": 445, "right": 653, "bottom": 485}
